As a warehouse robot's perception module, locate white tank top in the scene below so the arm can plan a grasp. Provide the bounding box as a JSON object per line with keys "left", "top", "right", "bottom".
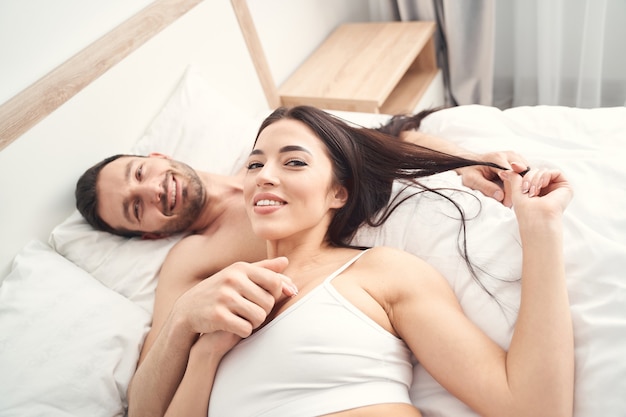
{"left": 208, "top": 250, "right": 413, "bottom": 417}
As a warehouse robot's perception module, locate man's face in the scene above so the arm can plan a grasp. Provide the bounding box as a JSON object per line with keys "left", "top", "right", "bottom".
{"left": 97, "top": 154, "right": 205, "bottom": 236}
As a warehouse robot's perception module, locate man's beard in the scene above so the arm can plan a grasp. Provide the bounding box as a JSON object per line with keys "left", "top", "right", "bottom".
{"left": 155, "top": 160, "right": 205, "bottom": 235}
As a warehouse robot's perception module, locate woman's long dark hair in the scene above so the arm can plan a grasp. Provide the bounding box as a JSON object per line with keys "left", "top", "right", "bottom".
{"left": 255, "top": 106, "right": 504, "bottom": 246}
{"left": 255, "top": 106, "right": 510, "bottom": 303}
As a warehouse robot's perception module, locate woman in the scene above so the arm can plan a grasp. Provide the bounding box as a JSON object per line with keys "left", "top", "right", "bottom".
{"left": 169, "top": 106, "right": 574, "bottom": 417}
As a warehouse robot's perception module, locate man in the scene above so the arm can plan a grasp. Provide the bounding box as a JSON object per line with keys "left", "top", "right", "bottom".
{"left": 76, "top": 129, "right": 526, "bottom": 416}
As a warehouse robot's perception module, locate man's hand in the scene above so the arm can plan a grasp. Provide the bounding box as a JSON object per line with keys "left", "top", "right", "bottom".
{"left": 398, "top": 130, "right": 528, "bottom": 207}
{"left": 457, "top": 150, "right": 529, "bottom": 208}
{"left": 172, "top": 257, "right": 297, "bottom": 339}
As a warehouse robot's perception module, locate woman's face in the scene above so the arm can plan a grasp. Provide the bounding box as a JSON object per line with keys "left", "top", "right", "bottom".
{"left": 243, "top": 119, "right": 347, "bottom": 242}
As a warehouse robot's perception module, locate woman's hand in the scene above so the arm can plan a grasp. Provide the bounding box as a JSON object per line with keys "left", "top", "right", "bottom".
{"left": 499, "top": 162, "right": 573, "bottom": 221}
{"left": 172, "top": 257, "right": 296, "bottom": 339}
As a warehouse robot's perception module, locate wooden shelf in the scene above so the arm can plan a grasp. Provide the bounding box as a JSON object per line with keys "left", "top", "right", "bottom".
{"left": 230, "top": 1, "right": 438, "bottom": 114}
{"left": 278, "top": 21, "right": 438, "bottom": 114}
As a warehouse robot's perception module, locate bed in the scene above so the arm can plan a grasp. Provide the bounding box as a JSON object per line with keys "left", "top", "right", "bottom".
{"left": 1, "top": 1, "right": 625, "bottom": 417}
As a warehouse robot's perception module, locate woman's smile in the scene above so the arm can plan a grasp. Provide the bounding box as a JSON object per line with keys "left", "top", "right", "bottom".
{"left": 253, "top": 193, "right": 287, "bottom": 214}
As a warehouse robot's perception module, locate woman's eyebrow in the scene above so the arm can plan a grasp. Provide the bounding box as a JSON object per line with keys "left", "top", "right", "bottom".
{"left": 249, "top": 145, "right": 312, "bottom": 156}
{"left": 279, "top": 145, "right": 312, "bottom": 155}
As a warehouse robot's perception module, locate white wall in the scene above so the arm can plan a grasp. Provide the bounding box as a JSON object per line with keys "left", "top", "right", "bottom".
{"left": 248, "top": 0, "right": 371, "bottom": 86}
{"left": 0, "top": 0, "right": 371, "bottom": 280}
{"left": 0, "top": 0, "right": 153, "bottom": 104}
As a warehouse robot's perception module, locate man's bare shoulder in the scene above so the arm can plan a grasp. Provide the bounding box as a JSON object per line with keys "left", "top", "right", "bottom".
{"left": 159, "top": 227, "right": 266, "bottom": 284}
{"left": 169, "top": 232, "right": 214, "bottom": 253}
{"left": 158, "top": 234, "right": 224, "bottom": 280}
{"left": 161, "top": 234, "right": 205, "bottom": 263}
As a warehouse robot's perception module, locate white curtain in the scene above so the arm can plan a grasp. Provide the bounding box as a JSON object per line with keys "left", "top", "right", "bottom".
{"left": 370, "top": 0, "right": 626, "bottom": 108}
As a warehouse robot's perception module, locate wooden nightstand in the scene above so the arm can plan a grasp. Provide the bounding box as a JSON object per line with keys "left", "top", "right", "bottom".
{"left": 231, "top": 0, "right": 438, "bottom": 114}
{"left": 279, "top": 22, "right": 438, "bottom": 114}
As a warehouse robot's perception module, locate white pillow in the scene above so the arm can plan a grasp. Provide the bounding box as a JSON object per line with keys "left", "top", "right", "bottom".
{"left": 0, "top": 240, "right": 151, "bottom": 417}
{"left": 50, "top": 211, "right": 180, "bottom": 314}
{"left": 132, "top": 65, "right": 262, "bottom": 175}
{"left": 50, "top": 66, "right": 263, "bottom": 312}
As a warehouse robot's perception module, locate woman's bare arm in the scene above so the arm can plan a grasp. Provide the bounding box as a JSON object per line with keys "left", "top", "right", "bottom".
{"left": 384, "top": 167, "right": 573, "bottom": 417}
